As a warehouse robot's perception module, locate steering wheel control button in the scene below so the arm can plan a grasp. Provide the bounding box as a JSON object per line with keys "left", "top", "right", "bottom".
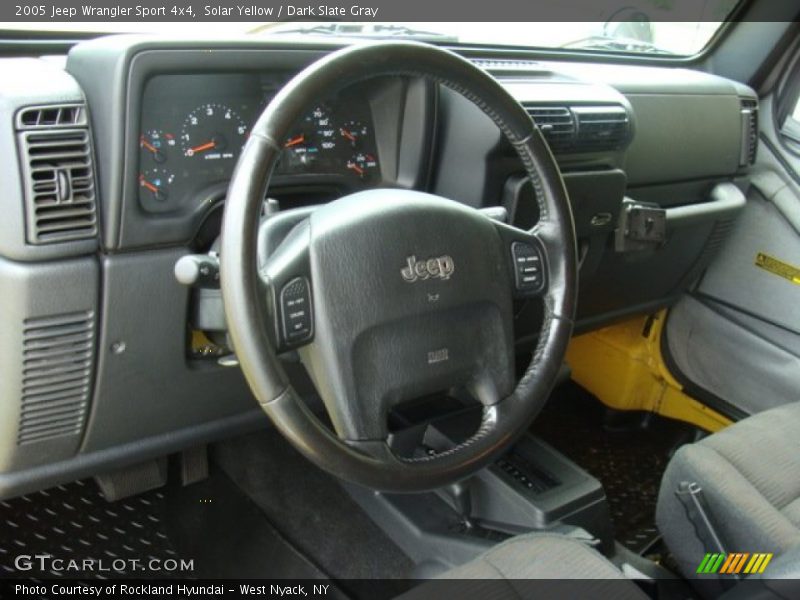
{"left": 280, "top": 277, "right": 313, "bottom": 344}
{"left": 512, "top": 242, "right": 544, "bottom": 293}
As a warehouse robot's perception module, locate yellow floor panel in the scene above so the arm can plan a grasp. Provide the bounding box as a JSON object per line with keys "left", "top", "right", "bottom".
{"left": 566, "top": 312, "right": 731, "bottom": 433}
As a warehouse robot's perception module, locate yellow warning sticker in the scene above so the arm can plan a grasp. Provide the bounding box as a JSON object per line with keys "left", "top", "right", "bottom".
{"left": 755, "top": 252, "right": 800, "bottom": 285}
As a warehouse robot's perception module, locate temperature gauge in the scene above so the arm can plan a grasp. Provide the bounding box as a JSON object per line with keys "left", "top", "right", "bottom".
{"left": 139, "top": 168, "right": 175, "bottom": 203}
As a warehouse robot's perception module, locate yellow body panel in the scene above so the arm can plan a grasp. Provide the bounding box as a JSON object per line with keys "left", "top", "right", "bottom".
{"left": 566, "top": 312, "right": 731, "bottom": 433}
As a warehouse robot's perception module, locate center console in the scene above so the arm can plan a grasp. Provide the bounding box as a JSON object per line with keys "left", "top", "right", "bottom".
{"left": 346, "top": 394, "right": 614, "bottom": 573}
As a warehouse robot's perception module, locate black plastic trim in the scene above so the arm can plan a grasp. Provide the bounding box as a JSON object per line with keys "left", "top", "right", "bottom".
{"left": 0, "top": 409, "right": 266, "bottom": 500}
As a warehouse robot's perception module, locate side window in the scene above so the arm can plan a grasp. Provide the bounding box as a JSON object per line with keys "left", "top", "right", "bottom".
{"left": 780, "top": 94, "right": 800, "bottom": 146}
{"left": 777, "top": 59, "right": 800, "bottom": 146}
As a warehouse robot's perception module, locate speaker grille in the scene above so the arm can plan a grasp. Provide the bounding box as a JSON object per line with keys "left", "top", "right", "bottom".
{"left": 18, "top": 310, "right": 95, "bottom": 445}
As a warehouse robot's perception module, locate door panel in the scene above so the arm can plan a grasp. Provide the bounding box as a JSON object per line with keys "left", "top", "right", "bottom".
{"left": 698, "top": 184, "right": 800, "bottom": 335}
{"left": 665, "top": 97, "right": 800, "bottom": 417}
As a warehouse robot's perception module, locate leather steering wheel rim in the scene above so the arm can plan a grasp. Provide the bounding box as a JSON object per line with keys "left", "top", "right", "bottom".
{"left": 220, "top": 41, "right": 577, "bottom": 492}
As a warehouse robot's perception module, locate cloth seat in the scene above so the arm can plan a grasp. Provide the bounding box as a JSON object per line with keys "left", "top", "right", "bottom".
{"left": 656, "top": 401, "right": 800, "bottom": 582}
{"left": 400, "top": 533, "right": 648, "bottom": 599}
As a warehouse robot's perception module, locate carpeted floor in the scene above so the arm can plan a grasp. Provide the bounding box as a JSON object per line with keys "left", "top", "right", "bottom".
{"left": 211, "top": 429, "right": 415, "bottom": 594}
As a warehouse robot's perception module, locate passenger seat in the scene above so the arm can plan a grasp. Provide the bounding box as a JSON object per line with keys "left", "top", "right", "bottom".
{"left": 657, "top": 401, "right": 800, "bottom": 588}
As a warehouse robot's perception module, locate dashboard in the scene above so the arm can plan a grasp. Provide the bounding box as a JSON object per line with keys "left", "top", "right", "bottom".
{"left": 138, "top": 73, "right": 381, "bottom": 213}
{"left": 0, "top": 36, "right": 758, "bottom": 498}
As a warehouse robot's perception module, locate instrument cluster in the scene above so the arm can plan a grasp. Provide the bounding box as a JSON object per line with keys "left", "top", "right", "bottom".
{"left": 137, "top": 72, "right": 381, "bottom": 212}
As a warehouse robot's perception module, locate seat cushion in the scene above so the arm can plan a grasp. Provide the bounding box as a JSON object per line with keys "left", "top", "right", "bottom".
{"left": 399, "top": 533, "right": 648, "bottom": 600}
{"left": 656, "top": 401, "right": 800, "bottom": 581}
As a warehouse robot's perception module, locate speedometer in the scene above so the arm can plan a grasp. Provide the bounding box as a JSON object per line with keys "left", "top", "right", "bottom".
{"left": 180, "top": 103, "right": 247, "bottom": 161}
{"left": 308, "top": 105, "right": 337, "bottom": 152}
{"left": 281, "top": 105, "right": 337, "bottom": 171}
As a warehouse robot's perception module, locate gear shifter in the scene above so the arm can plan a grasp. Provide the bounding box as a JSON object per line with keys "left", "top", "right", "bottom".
{"left": 448, "top": 480, "right": 475, "bottom": 530}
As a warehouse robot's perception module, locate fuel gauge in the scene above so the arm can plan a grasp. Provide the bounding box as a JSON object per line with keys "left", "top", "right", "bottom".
{"left": 140, "top": 130, "right": 176, "bottom": 164}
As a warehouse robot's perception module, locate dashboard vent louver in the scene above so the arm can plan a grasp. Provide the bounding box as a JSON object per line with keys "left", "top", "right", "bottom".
{"left": 17, "top": 126, "right": 98, "bottom": 244}
{"left": 17, "top": 104, "right": 86, "bottom": 129}
{"left": 523, "top": 103, "right": 631, "bottom": 154}
{"left": 18, "top": 310, "right": 95, "bottom": 446}
{"left": 523, "top": 105, "right": 576, "bottom": 153}
{"left": 739, "top": 98, "right": 758, "bottom": 167}
{"left": 573, "top": 105, "right": 631, "bottom": 151}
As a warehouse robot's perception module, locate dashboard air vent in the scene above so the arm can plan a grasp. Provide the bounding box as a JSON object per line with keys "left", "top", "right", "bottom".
{"left": 18, "top": 310, "right": 95, "bottom": 446}
{"left": 739, "top": 98, "right": 758, "bottom": 166}
{"left": 17, "top": 127, "right": 98, "bottom": 244}
{"left": 523, "top": 105, "right": 576, "bottom": 153}
{"left": 573, "top": 105, "right": 631, "bottom": 151}
{"left": 523, "top": 103, "right": 631, "bottom": 154}
{"left": 17, "top": 104, "right": 86, "bottom": 129}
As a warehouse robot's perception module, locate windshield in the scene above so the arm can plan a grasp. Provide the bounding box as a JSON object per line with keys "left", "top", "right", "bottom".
{"left": 5, "top": 1, "right": 740, "bottom": 57}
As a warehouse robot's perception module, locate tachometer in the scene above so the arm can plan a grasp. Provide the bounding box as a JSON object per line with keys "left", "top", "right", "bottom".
{"left": 181, "top": 104, "right": 247, "bottom": 161}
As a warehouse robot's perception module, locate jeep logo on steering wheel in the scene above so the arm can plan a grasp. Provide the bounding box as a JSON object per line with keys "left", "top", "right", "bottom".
{"left": 401, "top": 255, "right": 455, "bottom": 283}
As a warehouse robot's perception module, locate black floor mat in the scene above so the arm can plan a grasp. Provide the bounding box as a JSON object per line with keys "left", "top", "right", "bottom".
{"left": 531, "top": 381, "right": 696, "bottom": 555}
{"left": 212, "top": 430, "right": 414, "bottom": 589}
{"left": 0, "top": 466, "right": 341, "bottom": 588}
{"left": 0, "top": 479, "right": 179, "bottom": 580}
{"left": 163, "top": 466, "right": 338, "bottom": 582}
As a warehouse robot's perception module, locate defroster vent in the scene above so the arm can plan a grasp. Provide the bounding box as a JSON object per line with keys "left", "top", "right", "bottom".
{"left": 18, "top": 310, "right": 95, "bottom": 445}
{"left": 17, "top": 104, "right": 86, "bottom": 129}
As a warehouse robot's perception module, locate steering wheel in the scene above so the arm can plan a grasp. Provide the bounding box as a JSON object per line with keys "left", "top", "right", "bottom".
{"left": 220, "top": 41, "right": 577, "bottom": 492}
